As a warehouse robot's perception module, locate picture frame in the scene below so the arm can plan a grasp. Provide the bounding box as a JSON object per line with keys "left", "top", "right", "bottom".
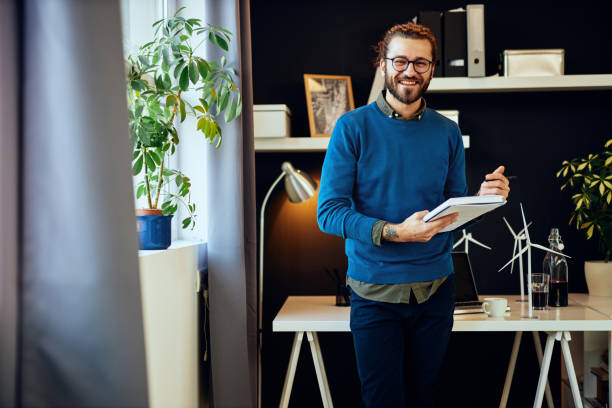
{"left": 303, "top": 74, "right": 355, "bottom": 137}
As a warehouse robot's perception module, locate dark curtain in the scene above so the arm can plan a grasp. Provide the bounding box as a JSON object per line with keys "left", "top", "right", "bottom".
{"left": 1, "top": 0, "right": 149, "bottom": 406}
{"left": 204, "top": 0, "right": 257, "bottom": 406}
{"left": 0, "top": 0, "right": 19, "bottom": 406}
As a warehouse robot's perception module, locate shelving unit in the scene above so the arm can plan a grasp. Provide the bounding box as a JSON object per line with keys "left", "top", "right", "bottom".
{"left": 255, "top": 135, "right": 470, "bottom": 152}
{"left": 428, "top": 74, "right": 612, "bottom": 93}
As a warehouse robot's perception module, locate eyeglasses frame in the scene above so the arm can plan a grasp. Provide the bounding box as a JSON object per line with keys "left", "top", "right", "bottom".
{"left": 384, "top": 57, "right": 434, "bottom": 74}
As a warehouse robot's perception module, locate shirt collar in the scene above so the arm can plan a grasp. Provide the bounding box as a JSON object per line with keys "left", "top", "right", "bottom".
{"left": 376, "top": 90, "right": 426, "bottom": 121}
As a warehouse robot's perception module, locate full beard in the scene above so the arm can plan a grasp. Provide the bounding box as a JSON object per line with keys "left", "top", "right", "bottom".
{"left": 385, "top": 74, "right": 431, "bottom": 105}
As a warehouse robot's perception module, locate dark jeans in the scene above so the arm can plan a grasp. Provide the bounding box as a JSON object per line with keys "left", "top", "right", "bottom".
{"left": 350, "top": 274, "right": 455, "bottom": 408}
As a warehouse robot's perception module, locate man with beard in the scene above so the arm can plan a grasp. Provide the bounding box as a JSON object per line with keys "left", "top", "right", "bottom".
{"left": 317, "top": 23, "right": 510, "bottom": 407}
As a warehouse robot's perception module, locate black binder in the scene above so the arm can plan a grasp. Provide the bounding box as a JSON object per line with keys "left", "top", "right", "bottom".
{"left": 418, "top": 11, "right": 443, "bottom": 77}
{"left": 444, "top": 9, "right": 467, "bottom": 77}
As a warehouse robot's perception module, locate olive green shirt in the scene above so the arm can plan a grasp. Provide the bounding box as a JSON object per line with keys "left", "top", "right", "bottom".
{"left": 346, "top": 92, "right": 447, "bottom": 304}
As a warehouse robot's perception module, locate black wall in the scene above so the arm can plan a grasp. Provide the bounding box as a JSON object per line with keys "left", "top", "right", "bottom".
{"left": 252, "top": 1, "right": 612, "bottom": 406}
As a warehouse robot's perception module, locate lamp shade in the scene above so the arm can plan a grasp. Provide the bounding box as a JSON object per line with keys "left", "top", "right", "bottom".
{"left": 281, "top": 161, "right": 317, "bottom": 203}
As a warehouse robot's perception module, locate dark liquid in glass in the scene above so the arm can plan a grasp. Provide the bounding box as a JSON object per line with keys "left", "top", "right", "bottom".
{"left": 532, "top": 290, "right": 548, "bottom": 309}
{"left": 549, "top": 280, "right": 568, "bottom": 307}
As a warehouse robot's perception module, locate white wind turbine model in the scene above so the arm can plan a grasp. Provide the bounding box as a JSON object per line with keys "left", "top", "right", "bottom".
{"left": 453, "top": 229, "right": 491, "bottom": 253}
{"left": 501, "top": 216, "right": 533, "bottom": 302}
{"left": 498, "top": 203, "right": 571, "bottom": 319}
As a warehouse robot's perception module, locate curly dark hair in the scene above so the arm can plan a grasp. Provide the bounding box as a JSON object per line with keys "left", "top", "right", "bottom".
{"left": 374, "top": 22, "right": 439, "bottom": 68}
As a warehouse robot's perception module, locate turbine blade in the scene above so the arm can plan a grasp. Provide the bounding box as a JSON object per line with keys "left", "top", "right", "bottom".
{"left": 520, "top": 203, "right": 531, "bottom": 244}
{"left": 503, "top": 217, "right": 517, "bottom": 237}
{"left": 453, "top": 235, "right": 465, "bottom": 248}
{"left": 530, "top": 243, "right": 572, "bottom": 258}
{"left": 498, "top": 246, "right": 529, "bottom": 272}
{"left": 517, "top": 221, "right": 533, "bottom": 237}
{"left": 471, "top": 238, "right": 492, "bottom": 250}
{"left": 509, "top": 239, "right": 518, "bottom": 274}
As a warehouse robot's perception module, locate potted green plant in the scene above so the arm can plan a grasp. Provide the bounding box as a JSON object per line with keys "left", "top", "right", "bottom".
{"left": 557, "top": 138, "right": 612, "bottom": 295}
{"left": 126, "top": 7, "right": 241, "bottom": 249}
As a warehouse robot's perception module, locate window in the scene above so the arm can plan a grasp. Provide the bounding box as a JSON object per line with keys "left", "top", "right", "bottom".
{"left": 121, "top": 0, "right": 209, "bottom": 242}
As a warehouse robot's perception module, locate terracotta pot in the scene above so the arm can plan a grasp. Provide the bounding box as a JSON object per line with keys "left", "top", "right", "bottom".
{"left": 136, "top": 208, "right": 163, "bottom": 216}
{"left": 585, "top": 261, "right": 612, "bottom": 296}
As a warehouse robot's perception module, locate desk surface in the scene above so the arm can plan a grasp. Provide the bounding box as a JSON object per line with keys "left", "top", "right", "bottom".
{"left": 273, "top": 295, "right": 612, "bottom": 333}
{"left": 569, "top": 293, "right": 612, "bottom": 318}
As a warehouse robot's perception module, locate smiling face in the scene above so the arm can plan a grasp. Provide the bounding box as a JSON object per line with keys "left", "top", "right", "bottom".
{"left": 380, "top": 36, "right": 434, "bottom": 106}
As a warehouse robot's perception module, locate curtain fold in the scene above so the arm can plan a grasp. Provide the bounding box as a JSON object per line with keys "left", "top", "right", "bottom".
{"left": 16, "top": 0, "right": 149, "bottom": 406}
{"left": 0, "top": 0, "right": 19, "bottom": 406}
{"left": 204, "top": 0, "right": 257, "bottom": 406}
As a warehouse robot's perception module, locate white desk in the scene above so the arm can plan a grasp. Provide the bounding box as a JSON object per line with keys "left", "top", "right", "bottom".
{"left": 273, "top": 295, "right": 612, "bottom": 408}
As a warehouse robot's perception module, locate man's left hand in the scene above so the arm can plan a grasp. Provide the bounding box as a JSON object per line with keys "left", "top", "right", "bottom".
{"left": 479, "top": 165, "right": 510, "bottom": 200}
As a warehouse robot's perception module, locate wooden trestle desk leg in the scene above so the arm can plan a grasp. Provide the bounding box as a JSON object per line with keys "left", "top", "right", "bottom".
{"left": 532, "top": 332, "right": 555, "bottom": 408}
{"left": 500, "top": 332, "right": 554, "bottom": 408}
{"left": 279, "top": 331, "right": 334, "bottom": 408}
{"left": 279, "top": 331, "right": 304, "bottom": 408}
{"left": 534, "top": 331, "right": 583, "bottom": 408}
{"left": 307, "top": 331, "right": 334, "bottom": 408}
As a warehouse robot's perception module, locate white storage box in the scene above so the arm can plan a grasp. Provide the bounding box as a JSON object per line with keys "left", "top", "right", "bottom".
{"left": 436, "top": 110, "right": 459, "bottom": 125}
{"left": 503, "top": 49, "right": 565, "bottom": 77}
{"left": 253, "top": 104, "right": 291, "bottom": 138}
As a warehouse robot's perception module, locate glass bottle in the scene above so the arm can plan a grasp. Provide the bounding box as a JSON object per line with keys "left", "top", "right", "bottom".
{"left": 543, "top": 228, "right": 569, "bottom": 307}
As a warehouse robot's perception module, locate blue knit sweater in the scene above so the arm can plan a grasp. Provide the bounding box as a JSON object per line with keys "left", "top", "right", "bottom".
{"left": 317, "top": 102, "right": 467, "bottom": 284}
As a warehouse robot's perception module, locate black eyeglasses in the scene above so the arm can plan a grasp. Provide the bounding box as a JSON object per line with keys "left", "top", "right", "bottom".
{"left": 384, "top": 57, "right": 433, "bottom": 74}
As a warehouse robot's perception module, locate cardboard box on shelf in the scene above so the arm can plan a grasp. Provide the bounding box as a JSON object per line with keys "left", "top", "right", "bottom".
{"left": 254, "top": 104, "right": 291, "bottom": 138}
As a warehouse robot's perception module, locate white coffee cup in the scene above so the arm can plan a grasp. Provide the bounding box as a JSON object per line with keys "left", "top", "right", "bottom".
{"left": 482, "top": 297, "right": 508, "bottom": 318}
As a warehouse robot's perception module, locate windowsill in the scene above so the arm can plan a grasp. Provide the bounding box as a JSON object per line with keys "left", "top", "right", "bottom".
{"left": 138, "top": 239, "right": 206, "bottom": 257}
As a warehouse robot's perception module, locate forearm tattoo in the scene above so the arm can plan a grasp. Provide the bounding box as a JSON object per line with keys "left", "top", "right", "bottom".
{"left": 384, "top": 224, "right": 399, "bottom": 240}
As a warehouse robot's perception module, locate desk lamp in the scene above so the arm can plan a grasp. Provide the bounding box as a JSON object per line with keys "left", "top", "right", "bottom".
{"left": 258, "top": 161, "right": 317, "bottom": 407}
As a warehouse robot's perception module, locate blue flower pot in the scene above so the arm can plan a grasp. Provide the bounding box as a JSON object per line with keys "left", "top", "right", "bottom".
{"left": 137, "top": 213, "right": 173, "bottom": 250}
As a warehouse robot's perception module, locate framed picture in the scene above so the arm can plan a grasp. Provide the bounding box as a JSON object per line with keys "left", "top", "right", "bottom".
{"left": 303, "top": 74, "right": 355, "bottom": 137}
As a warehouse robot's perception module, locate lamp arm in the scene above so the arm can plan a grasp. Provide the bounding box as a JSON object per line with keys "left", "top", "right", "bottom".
{"left": 259, "top": 171, "right": 286, "bottom": 331}
{"left": 257, "top": 171, "right": 285, "bottom": 408}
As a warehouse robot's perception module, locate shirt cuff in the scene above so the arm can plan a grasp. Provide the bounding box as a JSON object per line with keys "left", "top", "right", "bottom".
{"left": 371, "top": 219, "right": 387, "bottom": 247}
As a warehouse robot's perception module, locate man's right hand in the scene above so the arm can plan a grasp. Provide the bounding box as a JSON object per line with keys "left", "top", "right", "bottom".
{"left": 382, "top": 210, "right": 459, "bottom": 243}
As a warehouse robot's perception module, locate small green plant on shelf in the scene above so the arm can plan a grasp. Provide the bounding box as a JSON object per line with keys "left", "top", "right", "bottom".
{"left": 557, "top": 138, "right": 612, "bottom": 262}
{"left": 126, "top": 6, "right": 241, "bottom": 229}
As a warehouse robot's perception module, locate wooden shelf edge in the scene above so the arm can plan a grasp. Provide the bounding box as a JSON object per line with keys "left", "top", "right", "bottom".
{"left": 428, "top": 74, "right": 612, "bottom": 93}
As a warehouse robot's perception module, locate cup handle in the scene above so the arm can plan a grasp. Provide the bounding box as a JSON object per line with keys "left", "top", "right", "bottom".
{"left": 482, "top": 302, "right": 489, "bottom": 315}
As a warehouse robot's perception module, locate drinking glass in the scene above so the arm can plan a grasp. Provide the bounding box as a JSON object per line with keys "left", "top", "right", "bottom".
{"left": 531, "top": 273, "right": 550, "bottom": 310}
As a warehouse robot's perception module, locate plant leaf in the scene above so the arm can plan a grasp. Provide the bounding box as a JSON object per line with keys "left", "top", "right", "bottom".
{"left": 136, "top": 184, "right": 145, "bottom": 199}
{"left": 166, "top": 94, "right": 178, "bottom": 108}
{"left": 188, "top": 60, "right": 199, "bottom": 84}
{"left": 180, "top": 99, "right": 186, "bottom": 122}
{"left": 224, "top": 95, "right": 237, "bottom": 123}
{"left": 196, "top": 58, "right": 210, "bottom": 78}
{"left": 133, "top": 154, "right": 143, "bottom": 175}
{"left": 145, "top": 152, "right": 156, "bottom": 171}
{"left": 215, "top": 34, "right": 229, "bottom": 51}
{"left": 218, "top": 87, "right": 230, "bottom": 112}
{"left": 197, "top": 117, "right": 207, "bottom": 130}
{"left": 600, "top": 182, "right": 606, "bottom": 196}
{"left": 179, "top": 66, "right": 189, "bottom": 91}
{"left": 587, "top": 224, "right": 595, "bottom": 239}
{"left": 605, "top": 156, "right": 612, "bottom": 167}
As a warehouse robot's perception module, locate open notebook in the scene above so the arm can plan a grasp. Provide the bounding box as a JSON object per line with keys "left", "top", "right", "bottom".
{"left": 424, "top": 195, "right": 506, "bottom": 232}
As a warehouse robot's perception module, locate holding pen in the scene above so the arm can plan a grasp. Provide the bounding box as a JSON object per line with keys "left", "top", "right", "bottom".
{"left": 478, "top": 165, "right": 511, "bottom": 200}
